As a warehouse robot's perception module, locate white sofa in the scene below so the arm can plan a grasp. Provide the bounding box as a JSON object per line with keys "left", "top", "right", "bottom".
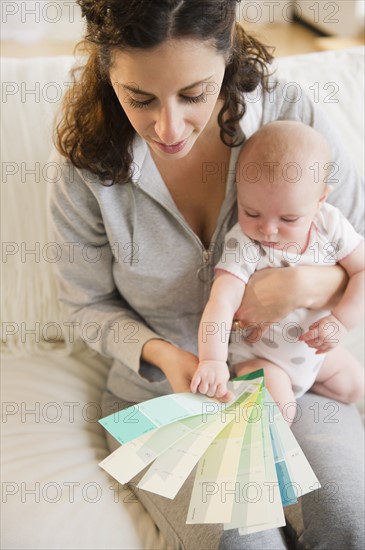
{"left": 1, "top": 48, "right": 364, "bottom": 550}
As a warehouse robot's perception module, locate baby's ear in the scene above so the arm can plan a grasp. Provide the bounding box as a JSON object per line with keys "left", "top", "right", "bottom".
{"left": 319, "top": 185, "right": 333, "bottom": 206}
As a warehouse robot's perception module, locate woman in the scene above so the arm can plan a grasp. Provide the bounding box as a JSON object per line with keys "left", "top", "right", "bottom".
{"left": 48, "top": 1, "right": 364, "bottom": 548}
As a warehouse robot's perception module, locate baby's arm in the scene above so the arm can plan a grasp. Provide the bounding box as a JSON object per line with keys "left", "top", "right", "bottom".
{"left": 301, "top": 241, "right": 365, "bottom": 353}
{"left": 191, "top": 272, "right": 246, "bottom": 399}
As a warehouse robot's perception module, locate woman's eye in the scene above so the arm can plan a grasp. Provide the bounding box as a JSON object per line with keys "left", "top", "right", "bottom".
{"left": 126, "top": 93, "right": 206, "bottom": 109}
{"left": 127, "top": 97, "right": 153, "bottom": 109}
{"left": 182, "top": 93, "right": 206, "bottom": 104}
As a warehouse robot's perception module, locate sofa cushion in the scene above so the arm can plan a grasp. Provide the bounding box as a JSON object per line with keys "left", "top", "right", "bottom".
{"left": 1, "top": 348, "right": 168, "bottom": 549}
{"left": 1, "top": 56, "right": 78, "bottom": 357}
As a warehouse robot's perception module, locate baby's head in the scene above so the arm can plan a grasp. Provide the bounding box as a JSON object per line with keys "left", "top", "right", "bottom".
{"left": 236, "top": 120, "right": 332, "bottom": 249}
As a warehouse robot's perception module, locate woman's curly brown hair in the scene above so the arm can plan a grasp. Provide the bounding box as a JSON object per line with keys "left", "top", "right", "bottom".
{"left": 54, "top": 0, "right": 274, "bottom": 185}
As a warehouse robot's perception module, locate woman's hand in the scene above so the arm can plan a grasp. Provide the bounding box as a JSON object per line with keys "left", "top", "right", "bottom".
{"left": 233, "top": 265, "right": 347, "bottom": 336}
{"left": 233, "top": 267, "right": 298, "bottom": 335}
{"left": 142, "top": 340, "right": 232, "bottom": 401}
{"left": 142, "top": 339, "right": 199, "bottom": 393}
{"left": 162, "top": 348, "right": 200, "bottom": 394}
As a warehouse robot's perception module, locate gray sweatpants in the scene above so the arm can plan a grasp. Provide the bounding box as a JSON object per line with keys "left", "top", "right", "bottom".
{"left": 102, "top": 391, "right": 364, "bottom": 550}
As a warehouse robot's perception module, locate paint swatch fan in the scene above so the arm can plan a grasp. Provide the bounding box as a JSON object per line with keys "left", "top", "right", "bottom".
{"left": 98, "top": 370, "right": 320, "bottom": 534}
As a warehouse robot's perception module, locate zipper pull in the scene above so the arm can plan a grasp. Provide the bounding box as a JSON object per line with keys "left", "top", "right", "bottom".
{"left": 202, "top": 249, "right": 210, "bottom": 263}
{"left": 197, "top": 248, "right": 214, "bottom": 282}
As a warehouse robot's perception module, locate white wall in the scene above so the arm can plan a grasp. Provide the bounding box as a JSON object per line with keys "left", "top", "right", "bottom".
{"left": 294, "top": 0, "right": 364, "bottom": 36}
{"left": 237, "top": 1, "right": 295, "bottom": 25}
{"left": 1, "top": 1, "right": 85, "bottom": 42}
{"left": 236, "top": 1, "right": 364, "bottom": 35}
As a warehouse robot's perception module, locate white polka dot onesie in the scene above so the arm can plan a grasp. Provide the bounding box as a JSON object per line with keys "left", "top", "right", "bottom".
{"left": 215, "top": 202, "right": 363, "bottom": 397}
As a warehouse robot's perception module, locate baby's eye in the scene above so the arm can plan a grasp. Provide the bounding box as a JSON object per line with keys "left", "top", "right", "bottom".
{"left": 281, "top": 217, "right": 299, "bottom": 223}
{"left": 245, "top": 211, "right": 260, "bottom": 218}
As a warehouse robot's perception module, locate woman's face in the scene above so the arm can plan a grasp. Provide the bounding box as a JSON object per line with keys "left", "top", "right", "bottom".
{"left": 109, "top": 39, "right": 227, "bottom": 159}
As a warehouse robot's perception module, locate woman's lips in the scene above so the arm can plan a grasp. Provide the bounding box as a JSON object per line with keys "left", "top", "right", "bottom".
{"left": 152, "top": 138, "right": 188, "bottom": 154}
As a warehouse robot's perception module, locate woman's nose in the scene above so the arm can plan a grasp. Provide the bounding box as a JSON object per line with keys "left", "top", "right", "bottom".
{"left": 154, "top": 104, "right": 185, "bottom": 145}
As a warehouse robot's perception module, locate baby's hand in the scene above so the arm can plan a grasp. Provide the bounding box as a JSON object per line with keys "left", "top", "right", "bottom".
{"left": 299, "top": 314, "right": 347, "bottom": 354}
{"left": 190, "top": 360, "right": 232, "bottom": 402}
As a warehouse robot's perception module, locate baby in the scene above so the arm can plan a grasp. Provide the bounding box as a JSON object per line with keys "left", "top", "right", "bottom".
{"left": 191, "top": 120, "right": 364, "bottom": 421}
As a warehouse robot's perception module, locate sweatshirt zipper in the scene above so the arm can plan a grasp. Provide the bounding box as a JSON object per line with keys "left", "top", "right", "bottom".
{"left": 138, "top": 186, "right": 237, "bottom": 306}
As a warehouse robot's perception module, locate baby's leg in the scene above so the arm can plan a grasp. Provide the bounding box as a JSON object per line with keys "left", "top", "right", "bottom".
{"left": 233, "top": 358, "right": 296, "bottom": 425}
{"left": 311, "top": 346, "right": 364, "bottom": 403}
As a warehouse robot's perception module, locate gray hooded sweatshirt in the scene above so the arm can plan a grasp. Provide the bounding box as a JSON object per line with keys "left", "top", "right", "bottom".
{"left": 47, "top": 81, "right": 364, "bottom": 403}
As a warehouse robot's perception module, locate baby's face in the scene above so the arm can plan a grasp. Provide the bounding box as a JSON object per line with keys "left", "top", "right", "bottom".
{"left": 237, "top": 169, "right": 324, "bottom": 250}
